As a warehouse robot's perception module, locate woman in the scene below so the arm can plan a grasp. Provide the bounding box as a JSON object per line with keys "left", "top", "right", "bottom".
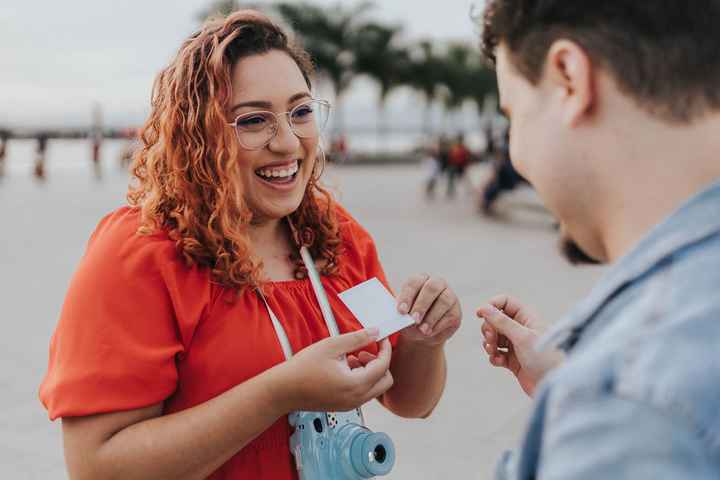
{"left": 39, "top": 11, "right": 461, "bottom": 479}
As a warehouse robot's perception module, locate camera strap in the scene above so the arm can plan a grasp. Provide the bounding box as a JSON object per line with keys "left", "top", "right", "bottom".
{"left": 257, "top": 245, "right": 342, "bottom": 361}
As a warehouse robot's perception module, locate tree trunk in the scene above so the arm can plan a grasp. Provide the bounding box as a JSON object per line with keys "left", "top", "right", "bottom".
{"left": 423, "top": 96, "right": 433, "bottom": 136}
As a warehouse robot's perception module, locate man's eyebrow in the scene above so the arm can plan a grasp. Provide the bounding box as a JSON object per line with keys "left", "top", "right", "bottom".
{"left": 229, "top": 92, "right": 312, "bottom": 114}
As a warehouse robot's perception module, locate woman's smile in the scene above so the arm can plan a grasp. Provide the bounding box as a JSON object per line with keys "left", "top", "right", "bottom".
{"left": 254, "top": 158, "right": 302, "bottom": 190}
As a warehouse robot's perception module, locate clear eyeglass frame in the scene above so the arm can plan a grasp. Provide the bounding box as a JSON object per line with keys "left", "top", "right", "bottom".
{"left": 227, "top": 98, "right": 331, "bottom": 150}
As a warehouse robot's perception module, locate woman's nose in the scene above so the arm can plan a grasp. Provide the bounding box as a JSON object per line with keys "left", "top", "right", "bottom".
{"left": 268, "top": 115, "right": 301, "bottom": 154}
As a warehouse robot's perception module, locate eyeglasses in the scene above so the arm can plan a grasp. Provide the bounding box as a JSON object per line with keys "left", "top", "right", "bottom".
{"left": 227, "top": 99, "right": 331, "bottom": 150}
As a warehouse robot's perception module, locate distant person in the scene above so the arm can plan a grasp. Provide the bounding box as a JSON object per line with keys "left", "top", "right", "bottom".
{"left": 39, "top": 11, "right": 461, "bottom": 480}
{"left": 33, "top": 134, "right": 48, "bottom": 181}
{"left": 91, "top": 131, "right": 103, "bottom": 179}
{"left": 476, "top": 1, "right": 720, "bottom": 478}
{"left": 480, "top": 128, "right": 527, "bottom": 215}
{"left": 328, "top": 133, "right": 349, "bottom": 163}
{"left": 118, "top": 128, "right": 139, "bottom": 170}
{"left": 446, "top": 133, "right": 472, "bottom": 198}
{"left": 425, "top": 134, "right": 451, "bottom": 198}
{"left": 0, "top": 131, "right": 8, "bottom": 178}
{"left": 484, "top": 124, "right": 495, "bottom": 160}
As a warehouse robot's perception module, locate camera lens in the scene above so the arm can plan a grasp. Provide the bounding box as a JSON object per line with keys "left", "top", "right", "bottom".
{"left": 334, "top": 423, "right": 395, "bottom": 478}
{"left": 373, "top": 445, "right": 387, "bottom": 463}
{"left": 350, "top": 430, "right": 395, "bottom": 477}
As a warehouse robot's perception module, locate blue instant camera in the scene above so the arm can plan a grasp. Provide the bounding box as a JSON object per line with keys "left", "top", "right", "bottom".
{"left": 289, "top": 408, "right": 396, "bottom": 479}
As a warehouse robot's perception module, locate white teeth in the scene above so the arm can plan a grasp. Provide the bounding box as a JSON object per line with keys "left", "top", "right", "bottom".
{"left": 256, "top": 161, "right": 299, "bottom": 179}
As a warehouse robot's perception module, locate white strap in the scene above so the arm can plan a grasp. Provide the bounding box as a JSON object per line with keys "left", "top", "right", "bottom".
{"left": 300, "top": 246, "right": 341, "bottom": 337}
{"left": 258, "top": 291, "right": 294, "bottom": 360}
{"left": 259, "top": 246, "right": 342, "bottom": 361}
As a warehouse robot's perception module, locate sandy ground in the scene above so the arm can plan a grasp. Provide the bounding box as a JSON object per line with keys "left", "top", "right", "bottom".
{"left": 0, "top": 143, "right": 604, "bottom": 479}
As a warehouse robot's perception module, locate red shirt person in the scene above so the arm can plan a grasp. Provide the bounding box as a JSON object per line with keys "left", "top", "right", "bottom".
{"left": 39, "top": 11, "right": 461, "bottom": 480}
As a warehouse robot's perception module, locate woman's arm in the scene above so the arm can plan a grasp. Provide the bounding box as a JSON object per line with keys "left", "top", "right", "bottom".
{"left": 63, "top": 365, "right": 289, "bottom": 480}
{"left": 381, "top": 273, "right": 462, "bottom": 418}
{"left": 381, "top": 340, "right": 447, "bottom": 418}
{"left": 62, "top": 329, "right": 393, "bottom": 480}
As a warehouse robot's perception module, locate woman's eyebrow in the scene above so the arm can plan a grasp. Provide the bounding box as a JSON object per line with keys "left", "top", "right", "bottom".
{"left": 230, "top": 92, "right": 311, "bottom": 114}
{"left": 230, "top": 100, "right": 272, "bottom": 113}
{"left": 287, "top": 92, "right": 312, "bottom": 104}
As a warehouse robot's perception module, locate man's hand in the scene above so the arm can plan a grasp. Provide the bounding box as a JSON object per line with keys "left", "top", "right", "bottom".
{"left": 477, "top": 295, "right": 563, "bottom": 396}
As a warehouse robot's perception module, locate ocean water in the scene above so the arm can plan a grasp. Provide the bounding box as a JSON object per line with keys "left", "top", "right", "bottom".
{"left": 0, "top": 128, "right": 493, "bottom": 178}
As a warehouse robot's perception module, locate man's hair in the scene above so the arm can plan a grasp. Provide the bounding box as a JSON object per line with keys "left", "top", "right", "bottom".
{"left": 481, "top": 1, "right": 720, "bottom": 123}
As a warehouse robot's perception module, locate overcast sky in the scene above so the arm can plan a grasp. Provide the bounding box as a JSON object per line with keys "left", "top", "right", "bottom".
{"left": 0, "top": 0, "right": 486, "bottom": 129}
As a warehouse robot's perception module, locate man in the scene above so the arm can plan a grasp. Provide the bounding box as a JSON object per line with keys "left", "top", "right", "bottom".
{"left": 34, "top": 133, "right": 48, "bottom": 181}
{"left": 0, "top": 130, "right": 8, "bottom": 178}
{"left": 480, "top": 126, "right": 527, "bottom": 215}
{"left": 447, "top": 133, "right": 472, "bottom": 198}
{"left": 475, "top": 1, "right": 720, "bottom": 478}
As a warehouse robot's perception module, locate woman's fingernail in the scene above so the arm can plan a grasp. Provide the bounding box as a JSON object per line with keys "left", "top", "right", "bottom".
{"left": 399, "top": 302, "right": 408, "bottom": 313}
{"left": 413, "top": 312, "right": 422, "bottom": 324}
{"left": 367, "top": 327, "right": 380, "bottom": 339}
{"left": 420, "top": 324, "right": 430, "bottom": 335}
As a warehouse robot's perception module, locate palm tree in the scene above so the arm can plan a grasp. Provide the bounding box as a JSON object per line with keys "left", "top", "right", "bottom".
{"left": 197, "top": 1, "right": 497, "bottom": 148}
{"left": 273, "top": 1, "right": 375, "bottom": 136}
{"left": 353, "top": 22, "right": 409, "bottom": 145}
{"left": 437, "top": 42, "right": 497, "bottom": 133}
{"left": 406, "top": 40, "right": 443, "bottom": 135}
{"left": 467, "top": 62, "right": 498, "bottom": 117}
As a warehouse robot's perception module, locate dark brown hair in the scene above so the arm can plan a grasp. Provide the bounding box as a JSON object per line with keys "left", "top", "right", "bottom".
{"left": 480, "top": 1, "right": 720, "bottom": 122}
{"left": 128, "top": 10, "right": 342, "bottom": 291}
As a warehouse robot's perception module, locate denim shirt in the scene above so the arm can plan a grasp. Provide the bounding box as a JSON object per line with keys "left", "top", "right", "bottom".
{"left": 496, "top": 180, "right": 720, "bottom": 479}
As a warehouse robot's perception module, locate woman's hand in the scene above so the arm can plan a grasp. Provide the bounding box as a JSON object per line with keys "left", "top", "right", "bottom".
{"left": 477, "top": 295, "right": 563, "bottom": 397}
{"left": 279, "top": 328, "right": 394, "bottom": 412}
{"left": 396, "top": 274, "right": 462, "bottom": 347}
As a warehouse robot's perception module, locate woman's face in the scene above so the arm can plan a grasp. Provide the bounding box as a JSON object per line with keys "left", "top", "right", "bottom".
{"left": 228, "top": 50, "right": 320, "bottom": 222}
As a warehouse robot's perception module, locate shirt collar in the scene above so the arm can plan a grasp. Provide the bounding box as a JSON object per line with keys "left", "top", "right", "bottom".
{"left": 538, "top": 179, "right": 720, "bottom": 352}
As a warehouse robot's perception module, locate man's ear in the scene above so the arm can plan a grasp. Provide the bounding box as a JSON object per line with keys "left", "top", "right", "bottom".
{"left": 544, "top": 39, "right": 595, "bottom": 127}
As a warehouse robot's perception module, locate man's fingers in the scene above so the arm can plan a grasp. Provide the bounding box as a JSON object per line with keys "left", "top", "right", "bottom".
{"left": 476, "top": 304, "right": 528, "bottom": 345}
{"left": 489, "top": 354, "right": 508, "bottom": 368}
{"left": 396, "top": 274, "right": 429, "bottom": 315}
{"left": 488, "top": 294, "right": 531, "bottom": 326}
{"left": 481, "top": 321, "right": 497, "bottom": 343}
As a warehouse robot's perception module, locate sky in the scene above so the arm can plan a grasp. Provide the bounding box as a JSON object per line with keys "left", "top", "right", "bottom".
{"left": 0, "top": 0, "right": 487, "bottom": 130}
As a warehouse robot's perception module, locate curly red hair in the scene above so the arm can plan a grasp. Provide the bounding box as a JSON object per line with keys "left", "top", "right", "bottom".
{"left": 127, "top": 10, "right": 342, "bottom": 290}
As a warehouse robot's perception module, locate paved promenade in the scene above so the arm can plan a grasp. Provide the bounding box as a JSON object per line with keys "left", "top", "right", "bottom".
{"left": 0, "top": 151, "right": 603, "bottom": 479}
